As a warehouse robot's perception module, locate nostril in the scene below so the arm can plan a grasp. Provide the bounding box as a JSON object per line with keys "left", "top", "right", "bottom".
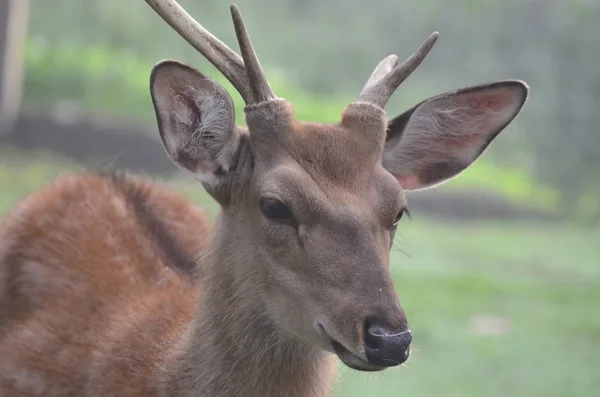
{"left": 364, "top": 323, "right": 386, "bottom": 351}
{"left": 364, "top": 320, "right": 412, "bottom": 367}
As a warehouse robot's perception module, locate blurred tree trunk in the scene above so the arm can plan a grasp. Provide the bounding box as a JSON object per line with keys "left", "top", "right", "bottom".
{"left": 0, "top": 0, "right": 29, "bottom": 135}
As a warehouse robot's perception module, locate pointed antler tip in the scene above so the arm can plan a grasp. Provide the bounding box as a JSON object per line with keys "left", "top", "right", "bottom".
{"left": 416, "top": 31, "right": 439, "bottom": 56}
{"left": 230, "top": 5, "right": 245, "bottom": 30}
{"left": 356, "top": 31, "right": 441, "bottom": 108}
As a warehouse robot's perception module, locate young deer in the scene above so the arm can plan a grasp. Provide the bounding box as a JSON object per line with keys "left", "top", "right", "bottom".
{"left": 0, "top": 0, "right": 529, "bottom": 396}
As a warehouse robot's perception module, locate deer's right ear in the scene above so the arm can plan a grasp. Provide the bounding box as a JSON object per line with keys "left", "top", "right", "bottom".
{"left": 150, "top": 60, "right": 239, "bottom": 187}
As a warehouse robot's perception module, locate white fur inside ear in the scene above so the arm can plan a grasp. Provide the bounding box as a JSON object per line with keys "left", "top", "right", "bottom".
{"left": 154, "top": 75, "right": 238, "bottom": 186}
{"left": 176, "top": 85, "right": 237, "bottom": 168}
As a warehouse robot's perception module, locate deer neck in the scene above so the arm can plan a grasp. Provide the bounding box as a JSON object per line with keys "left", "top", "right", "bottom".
{"left": 165, "top": 213, "right": 337, "bottom": 397}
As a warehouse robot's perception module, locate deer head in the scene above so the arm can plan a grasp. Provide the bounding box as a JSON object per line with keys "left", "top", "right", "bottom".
{"left": 147, "top": 0, "right": 529, "bottom": 371}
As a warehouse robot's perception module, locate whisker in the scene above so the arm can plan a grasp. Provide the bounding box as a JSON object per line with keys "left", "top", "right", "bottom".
{"left": 382, "top": 357, "right": 401, "bottom": 366}
{"left": 368, "top": 330, "right": 411, "bottom": 338}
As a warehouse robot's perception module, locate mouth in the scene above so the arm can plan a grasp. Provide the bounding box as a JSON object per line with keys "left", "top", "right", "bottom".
{"left": 317, "top": 323, "right": 386, "bottom": 372}
{"left": 331, "top": 339, "right": 386, "bottom": 372}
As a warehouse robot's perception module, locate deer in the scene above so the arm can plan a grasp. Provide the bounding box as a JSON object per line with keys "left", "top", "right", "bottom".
{"left": 0, "top": 0, "right": 529, "bottom": 396}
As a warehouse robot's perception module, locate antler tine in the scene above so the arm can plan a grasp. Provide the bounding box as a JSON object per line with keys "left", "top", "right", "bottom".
{"left": 145, "top": 0, "right": 256, "bottom": 104}
{"left": 358, "top": 32, "right": 439, "bottom": 109}
{"left": 230, "top": 5, "right": 277, "bottom": 104}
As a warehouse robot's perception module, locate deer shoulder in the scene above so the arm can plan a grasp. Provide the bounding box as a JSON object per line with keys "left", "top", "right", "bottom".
{"left": 0, "top": 171, "right": 208, "bottom": 395}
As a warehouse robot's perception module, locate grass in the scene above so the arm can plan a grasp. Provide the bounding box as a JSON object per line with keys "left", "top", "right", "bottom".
{"left": 0, "top": 150, "right": 598, "bottom": 397}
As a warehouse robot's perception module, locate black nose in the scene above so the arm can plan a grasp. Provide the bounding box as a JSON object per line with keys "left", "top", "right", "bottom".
{"left": 364, "top": 322, "right": 412, "bottom": 367}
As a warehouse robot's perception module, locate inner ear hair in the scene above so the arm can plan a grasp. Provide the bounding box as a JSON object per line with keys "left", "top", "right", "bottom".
{"left": 149, "top": 60, "right": 239, "bottom": 186}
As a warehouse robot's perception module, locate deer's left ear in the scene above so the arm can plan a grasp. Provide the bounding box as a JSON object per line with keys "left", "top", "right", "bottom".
{"left": 382, "top": 80, "right": 529, "bottom": 191}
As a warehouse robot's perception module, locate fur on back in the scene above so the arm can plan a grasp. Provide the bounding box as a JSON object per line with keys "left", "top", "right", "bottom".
{"left": 0, "top": 171, "right": 210, "bottom": 396}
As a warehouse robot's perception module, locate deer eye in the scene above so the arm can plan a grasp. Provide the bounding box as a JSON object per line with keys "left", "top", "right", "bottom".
{"left": 260, "top": 198, "right": 293, "bottom": 223}
{"left": 392, "top": 208, "right": 409, "bottom": 228}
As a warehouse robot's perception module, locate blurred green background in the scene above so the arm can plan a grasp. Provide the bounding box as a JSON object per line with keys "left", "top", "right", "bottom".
{"left": 0, "top": 0, "right": 598, "bottom": 396}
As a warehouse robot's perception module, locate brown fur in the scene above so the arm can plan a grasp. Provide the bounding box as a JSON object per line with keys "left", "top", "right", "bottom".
{"left": 0, "top": 172, "right": 197, "bottom": 395}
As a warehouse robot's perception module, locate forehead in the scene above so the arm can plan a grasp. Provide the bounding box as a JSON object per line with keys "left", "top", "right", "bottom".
{"left": 254, "top": 121, "right": 404, "bottom": 206}
{"left": 280, "top": 122, "right": 383, "bottom": 186}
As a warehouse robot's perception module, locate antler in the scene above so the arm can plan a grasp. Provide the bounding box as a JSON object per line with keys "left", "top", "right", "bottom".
{"left": 145, "top": 0, "right": 276, "bottom": 105}
{"left": 357, "top": 32, "right": 439, "bottom": 109}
